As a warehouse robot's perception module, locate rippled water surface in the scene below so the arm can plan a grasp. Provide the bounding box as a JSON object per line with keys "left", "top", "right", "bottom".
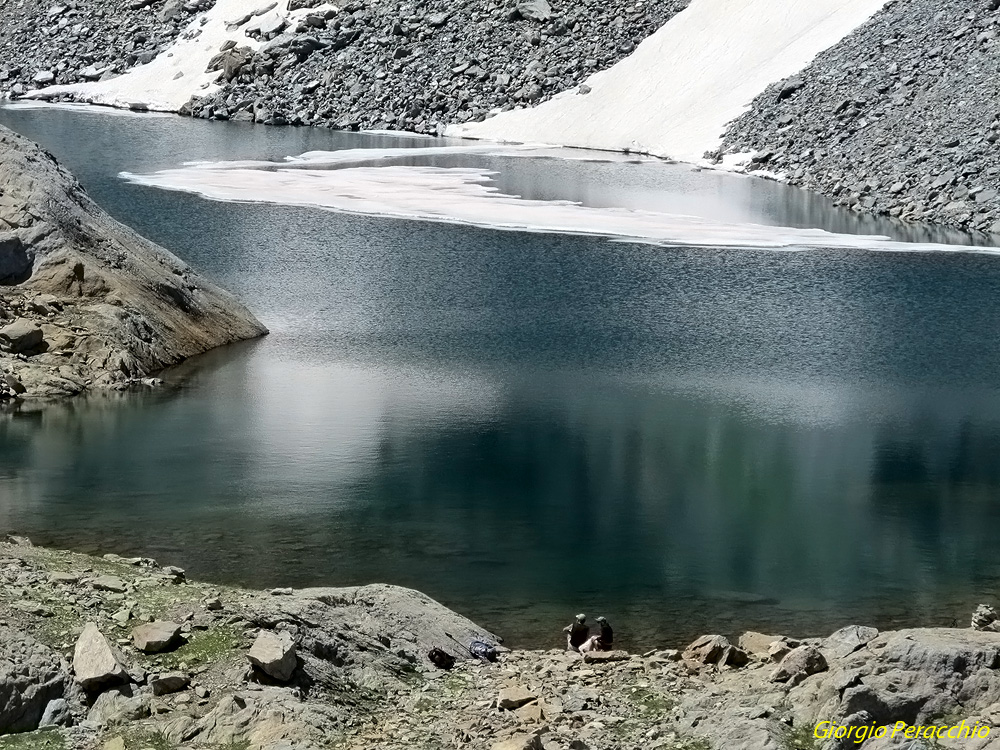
{"left": 3, "top": 105, "right": 1000, "bottom": 649}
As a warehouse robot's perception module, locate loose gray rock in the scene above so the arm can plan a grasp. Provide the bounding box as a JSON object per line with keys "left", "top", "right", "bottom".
{"left": 247, "top": 630, "right": 297, "bottom": 681}
{"left": 73, "top": 622, "right": 127, "bottom": 691}
{"left": 132, "top": 621, "right": 182, "bottom": 653}
{"left": 769, "top": 645, "right": 827, "bottom": 683}
{"left": 515, "top": 0, "right": 552, "bottom": 22}
{"left": 0, "top": 320, "right": 43, "bottom": 353}
{"left": 497, "top": 685, "right": 537, "bottom": 710}
{"left": 150, "top": 672, "right": 191, "bottom": 695}
{"left": 91, "top": 575, "right": 127, "bottom": 593}
{"left": 38, "top": 698, "right": 70, "bottom": 727}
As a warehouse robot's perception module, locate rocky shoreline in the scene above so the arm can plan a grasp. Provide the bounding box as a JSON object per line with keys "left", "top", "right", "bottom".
{"left": 3, "top": 534, "right": 1000, "bottom": 750}
{"left": 0, "top": 125, "right": 266, "bottom": 400}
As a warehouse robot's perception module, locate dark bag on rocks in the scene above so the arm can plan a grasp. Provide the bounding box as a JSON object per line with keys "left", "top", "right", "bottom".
{"left": 469, "top": 640, "right": 497, "bottom": 662}
{"left": 428, "top": 647, "right": 456, "bottom": 670}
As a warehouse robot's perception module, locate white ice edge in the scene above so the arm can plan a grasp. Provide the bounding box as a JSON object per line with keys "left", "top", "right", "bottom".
{"left": 1, "top": 101, "right": 175, "bottom": 118}
{"left": 118, "top": 155, "right": 996, "bottom": 254}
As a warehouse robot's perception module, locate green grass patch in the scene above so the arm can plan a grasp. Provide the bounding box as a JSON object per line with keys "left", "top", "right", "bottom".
{"left": 783, "top": 725, "right": 824, "bottom": 750}
{"left": 153, "top": 625, "right": 242, "bottom": 670}
{"left": 0, "top": 730, "right": 66, "bottom": 750}
{"left": 115, "top": 727, "right": 174, "bottom": 750}
{"left": 626, "top": 685, "right": 676, "bottom": 716}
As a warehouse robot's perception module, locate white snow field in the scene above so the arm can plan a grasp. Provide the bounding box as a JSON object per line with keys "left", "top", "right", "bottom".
{"left": 120, "top": 147, "right": 989, "bottom": 254}
{"left": 448, "top": 0, "right": 889, "bottom": 162}
{"left": 25, "top": 0, "right": 332, "bottom": 111}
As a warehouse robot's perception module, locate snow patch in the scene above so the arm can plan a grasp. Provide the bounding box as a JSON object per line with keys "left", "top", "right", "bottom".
{"left": 448, "top": 0, "right": 889, "bottom": 162}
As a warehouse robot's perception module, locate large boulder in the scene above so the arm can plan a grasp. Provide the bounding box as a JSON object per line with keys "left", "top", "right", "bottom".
{"left": 0, "top": 319, "right": 43, "bottom": 353}
{"left": 770, "top": 645, "right": 827, "bottom": 683}
{"left": 683, "top": 635, "right": 749, "bottom": 669}
{"left": 73, "top": 622, "right": 127, "bottom": 691}
{"left": 515, "top": 0, "right": 551, "bottom": 22}
{"left": 0, "top": 626, "right": 70, "bottom": 733}
{"left": 248, "top": 631, "right": 297, "bottom": 682}
{"left": 0, "top": 232, "right": 31, "bottom": 284}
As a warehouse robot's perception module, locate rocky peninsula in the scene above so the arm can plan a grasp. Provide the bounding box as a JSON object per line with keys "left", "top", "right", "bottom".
{"left": 0, "top": 125, "right": 266, "bottom": 400}
{"left": 2, "top": 534, "right": 1000, "bottom": 750}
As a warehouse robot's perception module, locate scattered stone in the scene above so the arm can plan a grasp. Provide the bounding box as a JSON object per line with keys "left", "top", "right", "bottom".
{"left": 492, "top": 732, "right": 545, "bottom": 750}
{"left": 151, "top": 671, "right": 191, "bottom": 695}
{"left": 91, "top": 575, "right": 127, "bottom": 593}
{"left": 498, "top": 684, "right": 538, "bottom": 710}
{"left": 582, "top": 650, "right": 629, "bottom": 663}
{"left": 132, "top": 621, "right": 182, "bottom": 653}
{"left": 972, "top": 604, "right": 1000, "bottom": 631}
{"left": 0, "top": 626, "right": 70, "bottom": 732}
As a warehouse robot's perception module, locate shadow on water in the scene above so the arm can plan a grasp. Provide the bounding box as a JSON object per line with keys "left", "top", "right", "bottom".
{"left": 2, "top": 106, "right": 1000, "bottom": 648}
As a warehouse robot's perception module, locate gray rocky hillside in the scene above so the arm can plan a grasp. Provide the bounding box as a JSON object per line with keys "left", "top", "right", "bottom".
{"left": 190, "top": 0, "right": 687, "bottom": 133}
{"left": 0, "top": 0, "right": 215, "bottom": 94}
{"left": 5, "top": 534, "right": 1000, "bottom": 750}
{"left": 721, "top": 0, "right": 1000, "bottom": 236}
{"left": 0, "top": 126, "right": 267, "bottom": 399}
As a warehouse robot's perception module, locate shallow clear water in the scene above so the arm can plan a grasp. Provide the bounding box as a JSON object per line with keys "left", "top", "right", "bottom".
{"left": 3, "top": 105, "right": 1000, "bottom": 650}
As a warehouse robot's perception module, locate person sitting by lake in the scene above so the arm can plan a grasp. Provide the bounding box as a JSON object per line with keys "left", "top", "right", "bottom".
{"left": 578, "top": 616, "right": 615, "bottom": 653}
{"left": 564, "top": 613, "right": 590, "bottom": 651}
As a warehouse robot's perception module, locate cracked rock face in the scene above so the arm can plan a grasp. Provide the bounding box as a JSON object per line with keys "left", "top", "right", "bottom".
{"left": 0, "top": 626, "right": 71, "bottom": 734}
{"left": 0, "top": 125, "right": 267, "bottom": 400}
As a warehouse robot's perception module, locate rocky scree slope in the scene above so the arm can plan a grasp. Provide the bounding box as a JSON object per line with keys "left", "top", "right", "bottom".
{"left": 5, "top": 535, "right": 1000, "bottom": 750}
{"left": 0, "top": 0, "right": 215, "bottom": 94}
{"left": 0, "top": 126, "right": 266, "bottom": 399}
{"left": 4, "top": 0, "right": 688, "bottom": 134}
{"left": 190, "top": 0, "right": 687, "bottom": 133}
{"left": 721, "top": 0, "right": 1000, "bottom": 235}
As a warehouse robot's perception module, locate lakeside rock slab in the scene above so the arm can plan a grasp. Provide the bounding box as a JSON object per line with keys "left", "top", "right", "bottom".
{"left": 823, "top": 625, "right": 878, "bottom": 659}
{"left": 132, "top": 621, "right": 182, "bottom": 653}
{"left": 0, "top": 126, "right": 267, "bottom": 400}
{"left": 73, "top": 622, "right": 127, "bottom": 691}
{"left": 248, "top": 630, "right": 297, "bottom": 682}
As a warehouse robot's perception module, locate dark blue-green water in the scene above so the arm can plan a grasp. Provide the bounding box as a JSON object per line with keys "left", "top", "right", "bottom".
{"left": 2, "top": 105, "right": 1000, "bottom": 649}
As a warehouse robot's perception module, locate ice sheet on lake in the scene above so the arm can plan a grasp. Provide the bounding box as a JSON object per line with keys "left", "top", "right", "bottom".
{"left": 121, "top": 149, "right": 991, "bottom": 253}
